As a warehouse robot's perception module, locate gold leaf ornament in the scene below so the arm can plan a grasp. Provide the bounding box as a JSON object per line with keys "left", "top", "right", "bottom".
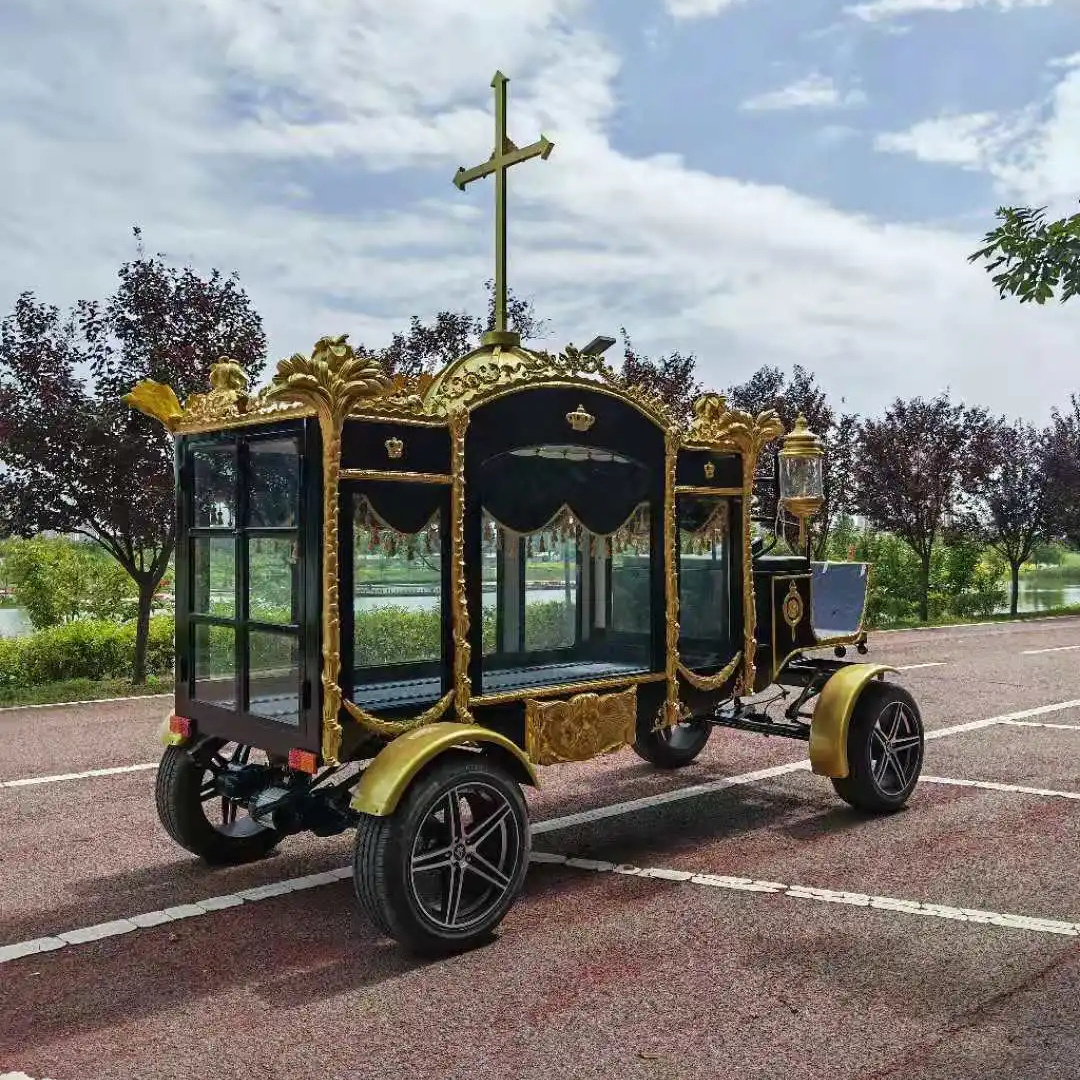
{"left": 123, "top": 380, "right": 184, "bottom": 430}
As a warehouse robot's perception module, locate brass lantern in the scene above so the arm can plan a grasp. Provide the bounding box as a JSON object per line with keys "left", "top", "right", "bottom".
{"left": 778, "top": 414, "right": 825, "bottom": 552}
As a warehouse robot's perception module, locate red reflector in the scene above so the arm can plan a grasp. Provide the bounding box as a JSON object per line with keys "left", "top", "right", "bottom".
{"left": 288, "top": 749, "right": 318, "bottom": 774}
{"left": 169, "top": 715, "right": 192, "bottom": 737}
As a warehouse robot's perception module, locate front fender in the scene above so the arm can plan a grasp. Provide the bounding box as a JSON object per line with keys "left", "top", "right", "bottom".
{"left": 809, "top": 664, "right": 897, "bottom": 778}
{"left": 351, "top": 722, "right": 539, "bottom": 817}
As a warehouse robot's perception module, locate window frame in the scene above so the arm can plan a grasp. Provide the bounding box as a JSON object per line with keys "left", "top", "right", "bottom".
{"left": 175, "top": 419, "right": 319, "bottom": 752}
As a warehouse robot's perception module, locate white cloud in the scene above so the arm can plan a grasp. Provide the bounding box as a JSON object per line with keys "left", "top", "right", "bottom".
{"left": 741, "top": 73, "right": 868, "bottom": 111}
{"left": 874, "top": 53, "right": 1080, "bottom": 205}
{"left": 0, "top": 0, "right": 1077, "bottom": 430}
{"left": 846, "top": 0, "right": 1053, "bottom": 22}
{"left": 664, "top": 0, "right": 748, "bottom": 17}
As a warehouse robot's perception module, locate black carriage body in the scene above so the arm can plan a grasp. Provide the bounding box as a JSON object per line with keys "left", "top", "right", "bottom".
{"left": 168, "top": 354, "right": 867, "bottom": 767}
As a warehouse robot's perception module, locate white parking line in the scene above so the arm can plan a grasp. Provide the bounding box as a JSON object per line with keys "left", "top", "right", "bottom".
{"left": 920, "top": 775, "right": 1080, "bottom": 801}
{"left": 897, "top": 662, "right": 948, "bottom": 671}
{"left": 536, "top": 855, "right": 1079, "bottom": 938}
{"left": 1021, "top": 644, "right": 1080, "bottom": 655}
{"left": 0, "top": 763, "right": 157, "bottom": 789}
{"left": 1003, "top": 720, "right": 1080, "bottom": 732}
{"left": 3, "top": 701, "right": 1080, "bottom": 964}
{"left": 0, "top": 693, "right": 171, "bottom": 715}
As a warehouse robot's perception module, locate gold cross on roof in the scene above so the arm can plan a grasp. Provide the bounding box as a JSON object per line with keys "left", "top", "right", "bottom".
{"left": 453, "top": 71, "right": 554, "bottom": 348}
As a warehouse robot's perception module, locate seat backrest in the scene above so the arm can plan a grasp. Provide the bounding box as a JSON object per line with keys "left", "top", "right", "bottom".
{"left": 810, "top": 561, "right": 869, "bottom": 638}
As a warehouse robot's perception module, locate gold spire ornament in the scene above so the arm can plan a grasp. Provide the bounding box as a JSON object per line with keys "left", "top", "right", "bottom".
{"left": 453, "top": 70, "right": 554, "bottom": 348}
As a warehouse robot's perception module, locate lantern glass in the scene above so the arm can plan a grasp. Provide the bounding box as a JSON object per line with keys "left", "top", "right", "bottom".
{"left": 779, "top": 453, "right": 823, "bottom": 503}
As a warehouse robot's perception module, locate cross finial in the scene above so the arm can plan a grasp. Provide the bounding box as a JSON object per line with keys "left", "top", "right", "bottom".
{"left": 453, "top": 71, "right": 554, "bottom": 348}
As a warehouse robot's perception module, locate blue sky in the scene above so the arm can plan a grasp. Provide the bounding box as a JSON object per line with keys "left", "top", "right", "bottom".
{"left": 0, "top": 0, "right": 1078, "bottom": 423}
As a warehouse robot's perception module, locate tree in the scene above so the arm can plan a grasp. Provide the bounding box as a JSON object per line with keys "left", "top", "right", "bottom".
{"left": 977, "top": 421, "right": 1055, "bottom": 616}
{"left": 377, "top": 281, "right": 547, "bottom": 379}
{"left": 853, "top": 393, "right": 1000, "bottom": 622}
{"left": 725, "top": 364, "right": 854, "bottom": 557}
{"left": 968, "top": 203, "right": 1080, "bottom": 304}
{"left": 616, "top": 328, "right": 701, "bottom": 423}
{"left": 1043, "top": 394, "right": 1080, "bottom": 544}
{"left": 0, "top": 227, "right": 267, "bottom": 681}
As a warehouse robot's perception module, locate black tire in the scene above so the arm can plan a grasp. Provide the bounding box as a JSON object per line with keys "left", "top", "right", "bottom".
{"left": 831, "top": 680, "right": 924, "bottom": 813}
{"left": 633, "top": 707, "right": 711, "bottom": 768}
{"left": 155, "top": 741, "right": 283, "bottom": 866}
{"left": 353, "top": 755, "right": 531, "bottom": 956}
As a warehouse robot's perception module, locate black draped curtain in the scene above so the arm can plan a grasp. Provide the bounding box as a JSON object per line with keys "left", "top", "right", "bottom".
{"left": 477, "top": 451, "right": 652, "bottom": 536}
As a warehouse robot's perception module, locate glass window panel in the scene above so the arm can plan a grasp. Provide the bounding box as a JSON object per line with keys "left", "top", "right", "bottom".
{"left": 249, "top": 536, "right": 299, "bottom": 624}
{"left": 610, "top": 505, "right": 651, "bottom": 634}
{"left": 248, "top": 438, "right": 300, "bottom": 528}
{"left": 524, "top": 514, "right": 577, "bottom": 652}
{"left": 192, "top": 444, "right": 236, "bottom": 528}
{"left": 249, "top": 631, "right": 300, "bottom": 726}
{"left": 678, "top": 497, "right": 733, "bottom": 666}
{"left": 353, "top": 499, "right": 442, "bottom": 668}
{"left": 193, "top": 623, "right": 236, "bottom": 709}
{"left": 192, "top": 536, "right": 235, "bottom": 617}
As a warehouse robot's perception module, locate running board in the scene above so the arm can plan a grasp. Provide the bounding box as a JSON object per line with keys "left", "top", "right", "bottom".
{"left": 704, "top": 711, "right": 811, "bottom": 742}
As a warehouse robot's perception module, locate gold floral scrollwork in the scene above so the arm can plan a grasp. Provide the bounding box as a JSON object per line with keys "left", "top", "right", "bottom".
{"left": 686, "top": 393, "right": 784, "bottom": 695}
{"left": 525, "top": 685, "right": 638, "bottom": 766}
{"left": 662, "top": 427, "right": 682, "bottom": 729}
{"left": 423, "top": 341, "right": 674, "bottom": 429}
{"left": 676, "top": 651, "right": 743, "bottom": 693}
{"left": 449, "top": 407, "right": 473, "bottom": 723}
{"left": 264, "top": 334, "right": 393, "bottom": 765}
{"left": 342, "top": 691, "right": 454, "bottom": 739}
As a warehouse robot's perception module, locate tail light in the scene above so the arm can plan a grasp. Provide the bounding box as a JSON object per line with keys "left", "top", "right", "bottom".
{"left": 169, "top": 715, "right": 192, "bottom": 738}
{"left": 288, "top": 749, "right": 318, "bottom": 774}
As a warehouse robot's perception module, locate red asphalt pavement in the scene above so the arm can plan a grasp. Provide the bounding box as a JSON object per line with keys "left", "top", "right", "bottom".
{"left": 1, "top": 616, "right": 1080, "bottom": 1080}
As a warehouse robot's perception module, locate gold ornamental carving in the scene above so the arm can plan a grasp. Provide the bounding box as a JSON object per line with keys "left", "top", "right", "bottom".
{"left": 449, "top": 407, "right": 473, "bottom": 723}
{"left": 686, "top": 393, "right": 784, "bottom": 694}
{"left": 676, "top": 651, "right": 743, "bottom": 693}
{"left": 782, "top": 581, "right": 805, "bottom": 631}
{"left": 263, "top": 335, "right": 393, "bottom": 765}
{"left": 385, "top": 436, "right": 404, "bottom": 460}
{"left": 525, "top": 685, "right": 638, "bottom": 766}
{"left": 661, "top": 427, "right": 682, "bottom": 729}
{"left": 566, "top": 403, "right": 595, "bottom": 432}
{"left": 342, "top": 691, "right": 454, "bottom": 740}
{"left": 422, "top": 341, "right": 673, "bottom": 429}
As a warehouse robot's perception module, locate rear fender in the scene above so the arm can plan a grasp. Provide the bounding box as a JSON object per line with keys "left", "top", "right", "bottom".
{"left": 351, "top": 722, "right": 539, "bottom": 817}
{"left": 809, "top": 664, "right": 897, "bottom": 778}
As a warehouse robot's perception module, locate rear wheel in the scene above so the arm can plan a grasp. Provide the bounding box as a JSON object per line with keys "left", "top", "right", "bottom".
{"left": 831, "top": 681, "right": 924, "bottom": 813}
{"left": 156, "top": 740, "right": 283, "bottom": 865}
{"left": 633, "top": 706, "right": 711, "bottom": 768}
{"left": 353, "top": 756, "right": 531, "bottom": 956}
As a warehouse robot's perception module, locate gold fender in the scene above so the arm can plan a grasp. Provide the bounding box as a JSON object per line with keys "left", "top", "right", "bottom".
{"left": 809, "top": 664, "right": 898, "bottom": 778}
{"left": 351, "top": 722, "right": 539, "bottom": 817}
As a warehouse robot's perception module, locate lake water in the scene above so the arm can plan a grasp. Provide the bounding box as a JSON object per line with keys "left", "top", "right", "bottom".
{"left": 1, "top": 575, "right": 1077, "bottom": 639}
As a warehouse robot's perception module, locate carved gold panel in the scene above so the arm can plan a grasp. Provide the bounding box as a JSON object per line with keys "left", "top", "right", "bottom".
{"left": 524, "top": 685, "right": 638, "bottom": 767}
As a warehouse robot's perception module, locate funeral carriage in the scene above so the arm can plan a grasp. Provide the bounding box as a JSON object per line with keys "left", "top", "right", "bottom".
{"left": 126, "top": 71, "right": 924, "bottom": 955}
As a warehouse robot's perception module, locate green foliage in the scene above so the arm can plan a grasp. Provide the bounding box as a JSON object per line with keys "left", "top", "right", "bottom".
{"left": 2, "top": 537, "right": 136, "bottom": 629}
{"left": 0, "top": 615, "right": 173, "bottom": 689}
{"left": 826, "top": 528, "right": 1006, "bottom": 626}
{"left": 968, "top": 203, "right": 1080, "bottom": 305}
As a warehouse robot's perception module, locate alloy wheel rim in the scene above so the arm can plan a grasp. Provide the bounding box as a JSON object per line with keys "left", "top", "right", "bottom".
{"left": 408, "top": 781, "right": 522, "bottom": 932}
{"left": 868, "top": 701, "right": 922, "bottom": 796}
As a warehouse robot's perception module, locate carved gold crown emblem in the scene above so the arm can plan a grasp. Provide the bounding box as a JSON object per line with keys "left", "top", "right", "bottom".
{"left": 384, "top": 437, "right": 404, "bottom": 460}
{"left": 704, "top": 461, "right": 716, "bottom": 479}
{"left": 566, "top": 404, "right": 595, "bottom": 433}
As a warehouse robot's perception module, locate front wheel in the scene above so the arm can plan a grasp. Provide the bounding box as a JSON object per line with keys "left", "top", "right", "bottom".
{"left": 353, "top": 755, "right": 531, "bottom": 956}
{"left": 831, "top": 681, "right": 924, "bottom": 813}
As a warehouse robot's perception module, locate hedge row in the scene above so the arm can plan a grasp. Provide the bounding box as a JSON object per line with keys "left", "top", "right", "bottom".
{"left": 0, "top": 601, "right": 576, "bottom": 689}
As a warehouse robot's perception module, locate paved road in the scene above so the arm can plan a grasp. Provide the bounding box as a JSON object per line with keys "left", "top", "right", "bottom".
{"left": 2, "top": 617, "right": 1079, "bottom": 1080}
